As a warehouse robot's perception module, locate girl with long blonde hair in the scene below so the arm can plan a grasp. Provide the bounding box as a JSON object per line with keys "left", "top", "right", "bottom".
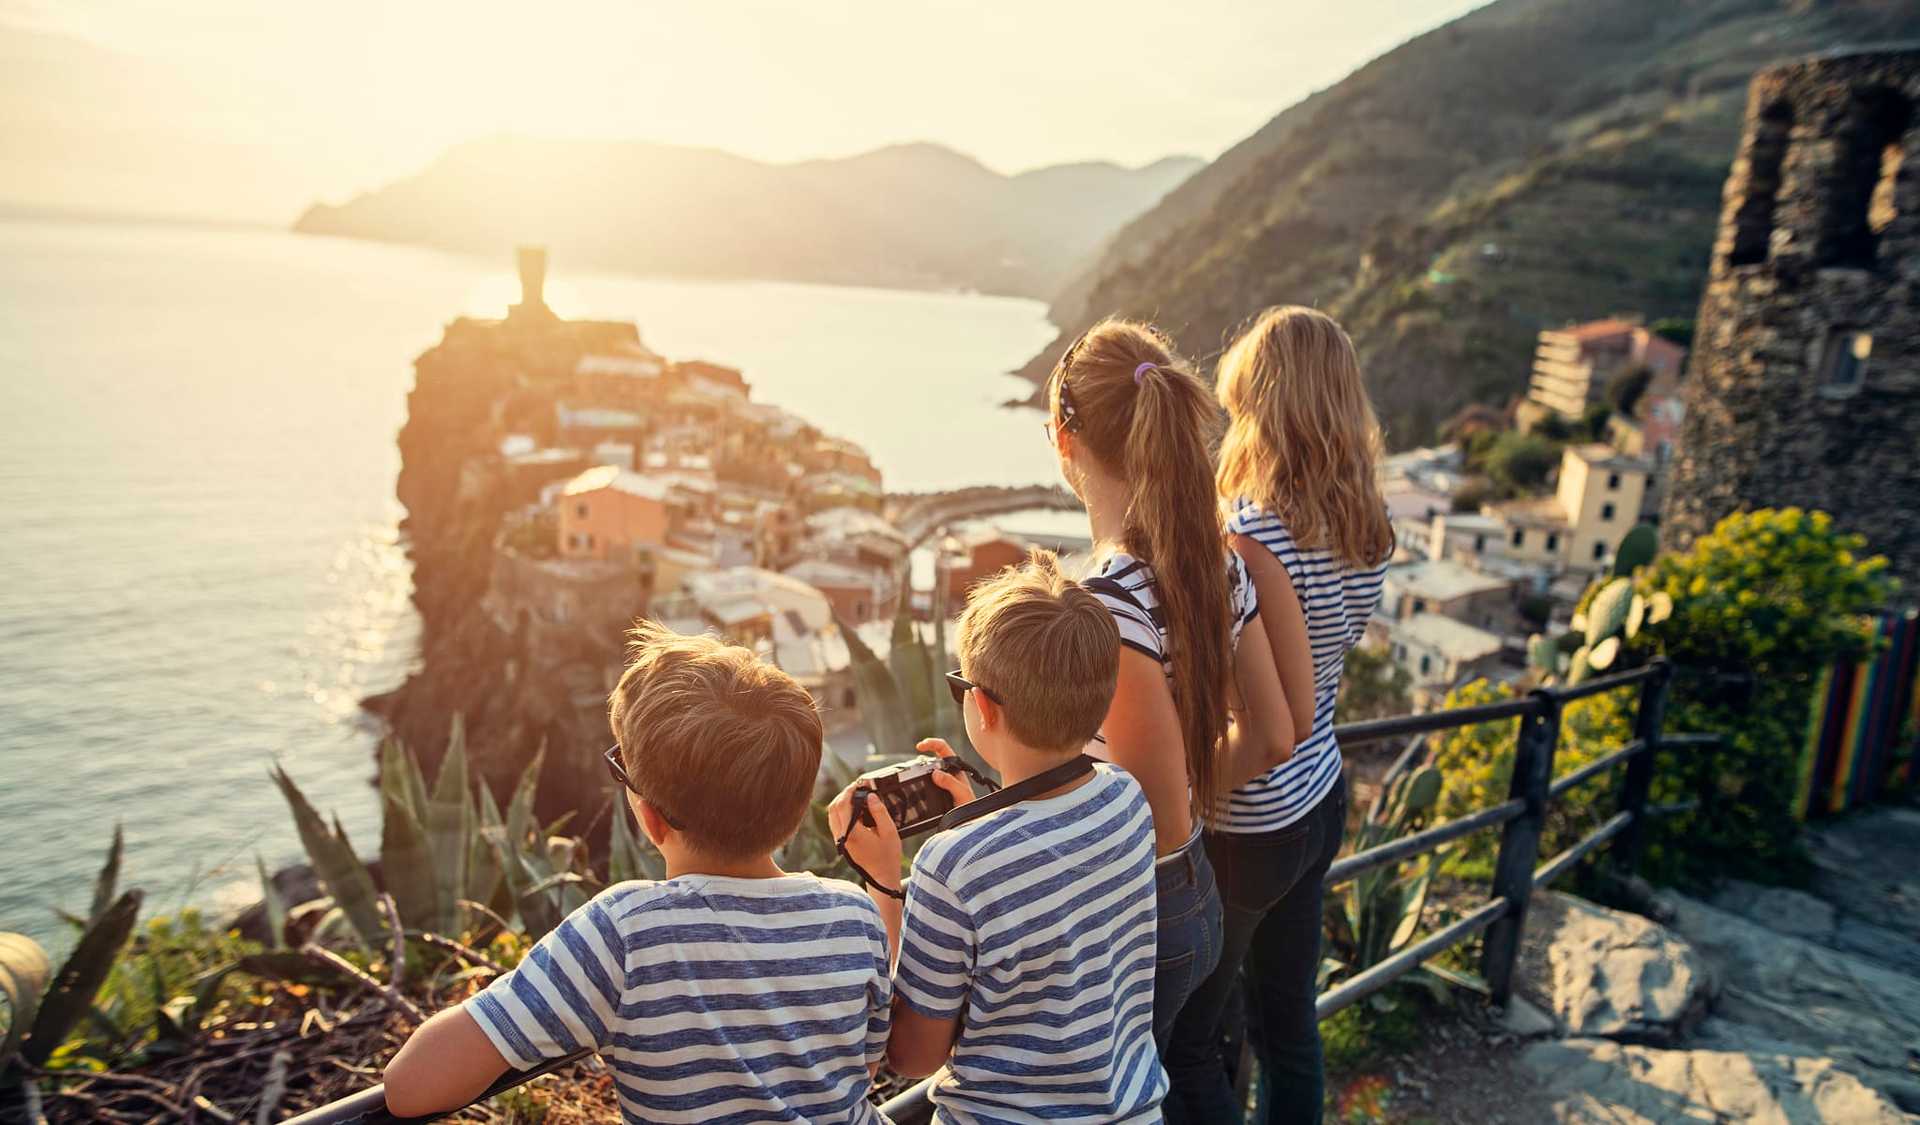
{"left": 1044, "top": 318, "right": 1295, "bottom": 1065}
{"left": 1163, "top": 306, "right": 1392, "bottom": 1123}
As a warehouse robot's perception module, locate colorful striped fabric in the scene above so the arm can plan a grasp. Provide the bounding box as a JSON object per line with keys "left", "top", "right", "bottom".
{"left": 1798, "top": 610, "right": 1920, "bottom": 818}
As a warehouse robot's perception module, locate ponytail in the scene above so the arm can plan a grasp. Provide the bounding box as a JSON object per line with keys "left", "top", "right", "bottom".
{"left": 1048, "top": 320, "right": 1233, "bottom": 820}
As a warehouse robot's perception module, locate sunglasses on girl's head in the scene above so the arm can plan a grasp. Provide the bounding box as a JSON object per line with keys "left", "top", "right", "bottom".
{"left": 603, "top": 743, "right": 684, "bottom": 829}
{"left": 943, "top": 671, "right": 1003, "bottom": 708}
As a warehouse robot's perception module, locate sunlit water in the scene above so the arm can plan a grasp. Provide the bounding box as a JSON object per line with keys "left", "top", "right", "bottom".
{"left": 0, "top": 216, "right": 1066, "bottom": 947}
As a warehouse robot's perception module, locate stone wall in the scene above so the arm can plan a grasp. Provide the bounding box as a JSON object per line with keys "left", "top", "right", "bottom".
{"left": 1663, "top": 49, "right": 1919, "bottom": 593}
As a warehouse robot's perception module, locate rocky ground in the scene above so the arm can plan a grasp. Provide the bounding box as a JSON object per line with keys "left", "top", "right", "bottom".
{"left": 1510, "top": 804, "right": 1920, "bottom": 1123}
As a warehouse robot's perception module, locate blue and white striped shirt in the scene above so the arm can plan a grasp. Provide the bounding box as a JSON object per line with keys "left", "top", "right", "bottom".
{"left": 1218, "top": 500, "right": 1387, "bottom": 833}
{"left": 894, "top": 764, "right": 1165, "bottom": 1124}
{"left": 466, "top": 874, "right": 892, "bottom": 1125}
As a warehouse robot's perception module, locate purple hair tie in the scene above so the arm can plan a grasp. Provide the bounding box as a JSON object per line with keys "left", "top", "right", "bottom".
{"left": 1134, "top": 362, "right": 1156, "bottom": 386}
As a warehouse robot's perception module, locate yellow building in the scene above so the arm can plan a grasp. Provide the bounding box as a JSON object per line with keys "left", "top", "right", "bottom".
{"left": 1556, "top": 444, "right": 1649, "bottom": 570}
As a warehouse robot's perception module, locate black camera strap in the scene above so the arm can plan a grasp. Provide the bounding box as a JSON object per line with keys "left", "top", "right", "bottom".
{"left": 936, "top": 753, "right": 1096, "bottom": 832}
{"left": 838, "top": 754, "right": 1099, "bottom": 899}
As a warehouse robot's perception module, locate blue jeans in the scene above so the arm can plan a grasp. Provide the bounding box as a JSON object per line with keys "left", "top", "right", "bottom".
{"left": 1163, "top": 773, "right": 1348, "bottom": 1124}
{"left": 1152, "top": 832, "right": 1223, "bottom": 1052}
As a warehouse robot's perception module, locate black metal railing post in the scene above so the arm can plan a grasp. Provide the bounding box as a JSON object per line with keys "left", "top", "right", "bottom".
{"left": 1612, "top": 657, "right": 1671, "bottom": 875}
{"left": 1481, "top": 689, "right": 1559, "bottom": 1007}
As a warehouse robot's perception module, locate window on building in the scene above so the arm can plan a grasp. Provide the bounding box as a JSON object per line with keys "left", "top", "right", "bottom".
{"left": 576, "top": 502, "right": 589, "bottom": 518}
{"left": 1818, "top": 328, "right": 1873, "bottom": 396}
{"left": 1827, "top": 87, "right": 1910, "bottom": 268}
{"left": 1729, "top": 101, "right": 1793, "bottom": 267}
{"left": 1593, "top": 542, "right": 1606, "bottom": 561}
{"left": 1608, "top": 472, "right": 1621, "bottom": 490}
{"left": 586, "top": 534, "right": 595, "bottom": 549}
{"left": 1420, "top": 654, "right": 1432, "bottom": 676}
{"left": 1546, "top": 532, "right": 1560, "bottom": 552}
{"left": 1412, "top": 598, "right": 1426, "bottom": 615}
{"left": 1511, "top": 528, "right": 1525, "bottom": 548}
{"left": 1601, "top": 502, "right": 1616, "bottom": 521}
{"left": 1474, "top": 534, "right": 1487, "bottom": 552}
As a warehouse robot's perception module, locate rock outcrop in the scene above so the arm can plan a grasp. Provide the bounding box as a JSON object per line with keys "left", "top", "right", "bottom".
{"left": 1522, "top": 891, "right": 1714, "bottom": 1044}
{"left": 1520, "top": 1038, "right": 1909, "bottom": 1124}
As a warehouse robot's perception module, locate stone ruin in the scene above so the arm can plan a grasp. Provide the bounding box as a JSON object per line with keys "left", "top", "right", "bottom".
{"left": 1662, "top": 47, "right": 1919, "bottom": 592}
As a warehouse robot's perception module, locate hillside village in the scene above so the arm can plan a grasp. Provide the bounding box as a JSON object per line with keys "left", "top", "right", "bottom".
{"left": 1367, "top": 316, "right": 1687, "bottom": 705}
{"left": 382, "top": 249, "right": 1079, "bottom": 793}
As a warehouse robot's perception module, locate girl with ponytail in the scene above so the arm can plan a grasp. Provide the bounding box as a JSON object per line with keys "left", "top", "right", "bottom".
{"left": 1167, "top": 306, "right": 1393, "bottom": 1123}
{"left": 1044, "top": 319, "right": 1295, "bottom": 1068}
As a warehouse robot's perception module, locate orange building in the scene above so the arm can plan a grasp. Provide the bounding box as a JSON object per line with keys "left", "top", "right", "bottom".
{"left": 557, "top": 466, "right": 671, "bottom": 561}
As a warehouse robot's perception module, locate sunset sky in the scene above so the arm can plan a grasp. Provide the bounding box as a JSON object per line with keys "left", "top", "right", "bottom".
{"left": 2, "top": 0, "right": 1485, "bottom": 224}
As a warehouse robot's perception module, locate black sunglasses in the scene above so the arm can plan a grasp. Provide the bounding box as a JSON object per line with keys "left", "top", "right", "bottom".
{"left": 944, "top": 671, "right": 1003, "bottom": 709}
{"left": 604, "top": 744, "right": 684, "bottom": 829}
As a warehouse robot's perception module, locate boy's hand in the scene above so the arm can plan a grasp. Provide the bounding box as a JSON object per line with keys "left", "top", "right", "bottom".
{"left": 828, "top": 784, "right": 904, "bottom": 893}
{"left": 917, "top": 739, "right": 976, "bottom": 805}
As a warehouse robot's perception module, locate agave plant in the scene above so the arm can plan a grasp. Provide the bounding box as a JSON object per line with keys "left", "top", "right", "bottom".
{"left": 1322, "top": 765, "right": 1478, "bottom": 1002}
{"left": 838, "top": 566, "right": 986, "bottom": 776}
{"left": 1, "top": 828, "right": 143, "bottom": 1078}
{"left": 272, "top": 720, "right": 613, "bottom": 946}
{"left": 1526, "top": 525, "right": 1676, "bottom": 685}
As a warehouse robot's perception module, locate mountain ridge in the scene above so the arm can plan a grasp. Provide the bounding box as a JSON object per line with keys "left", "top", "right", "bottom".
{"left": 293, "top": 136, "right": 1202, "bottom": 298}
{"left": 1020, "top": 0, "right": 1920, "bottom": 445}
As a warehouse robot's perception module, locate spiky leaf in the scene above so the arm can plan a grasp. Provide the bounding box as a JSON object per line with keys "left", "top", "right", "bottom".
{"left": 23, "top": 890, "right": 141, "bottom": 1067}
{"left": 0, "top": 932, "right": 51, "bottom": 1068}
{"left": 505, "top": 747, "right": 545, "bottom": 850}
{"left": 379, "top": 792, "right": 439, "bottom": 930}
{"left": 88, "top": 825, "right": 123, "bottom": 927}
{"left": 425, "top": 729, "right": 473, "bottom": 935}
{"left": 838, "top": 612, "right": 913, "bottom": 760}
{"left": 887, "top": 595, "right": 935, "bottom": 740}
{"left": 269, "top": 767, "right": 385, "bottom": 948}
{"left": 1401, "top": 766, "right": 1443, "bottom": 813}
{"left": 1588, "top": 635, "right": 1621, "bottom": 671}
{"left": 254, "top": 855, "right": 287, "bottom": 950}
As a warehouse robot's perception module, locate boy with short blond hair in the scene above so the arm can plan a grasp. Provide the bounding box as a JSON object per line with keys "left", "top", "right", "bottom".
{"left": 832, "top": 552, "right": 1167, "bottom": 1122}
{"left": 385, "top": 624, "right": 893, "bottom": 1125}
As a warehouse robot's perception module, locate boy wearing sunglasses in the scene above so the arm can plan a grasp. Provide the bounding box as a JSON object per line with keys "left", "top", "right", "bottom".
{"left": 384, "top": 624, "right": 894, "bottom": 1124}
{"left": 830, "top": 552, "right": 1167, "bottom": 1122}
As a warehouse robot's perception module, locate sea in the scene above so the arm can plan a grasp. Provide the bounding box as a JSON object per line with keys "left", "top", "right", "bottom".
{"left": 0, "top": 215, "right": 1070, "bottom": 948}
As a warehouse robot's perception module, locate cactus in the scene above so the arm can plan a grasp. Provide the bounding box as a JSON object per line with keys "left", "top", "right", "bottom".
{"left": 1323, "top": 765, "right": 1461, "bottom": 997}
{"left": 1611, "top": 523, "right": 1658, "bottom": 577}
{"left": 1527, "top": 527, "right": 1683, "bottom": 685}
{"left": 275, "top": 722, "right": 582, "bottom": 945}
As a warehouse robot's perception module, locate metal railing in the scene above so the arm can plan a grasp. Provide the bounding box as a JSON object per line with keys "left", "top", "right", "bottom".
{"left": 289, "top": 659, "right": 1705, "bottom": 1124}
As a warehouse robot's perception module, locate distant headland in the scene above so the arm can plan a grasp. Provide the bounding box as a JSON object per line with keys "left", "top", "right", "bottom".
{"left": 292, "top": 138, "right": 1201, "bottom": 299}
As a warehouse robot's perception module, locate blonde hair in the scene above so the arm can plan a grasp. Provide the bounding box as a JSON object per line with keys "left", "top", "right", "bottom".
{"left": 608, "top": 623, "right": 822, "bottom": 859}
{"left": 956, "top": 551, "right": 1119, "bottom": 752}
{"left": 1216, "top": 306, "right": 1393, "bottom": 568}
{"left": 1047, "top": 318, "right": 1232, "bottom": 816}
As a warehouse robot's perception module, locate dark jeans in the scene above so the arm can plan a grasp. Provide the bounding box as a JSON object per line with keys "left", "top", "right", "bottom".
{"left": 1152, "top": 833, "right": 1223, "bottom": 1052}
{"left": 1163, "top": 773, "right": 1347, "bottom": 1125}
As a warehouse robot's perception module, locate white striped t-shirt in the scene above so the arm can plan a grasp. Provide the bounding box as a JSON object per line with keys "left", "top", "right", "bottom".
{"left": 1217, "top": 500, "right": 1387, "bottom": 833}
{"left": 1084, "top": 551, "right": 1260, "bottom": 669}
{"left": 894, "top": 764, "right": 1165, "bottom": 1124}
{"left": 466, "top": 873, "right": 891, "bottom": 1125}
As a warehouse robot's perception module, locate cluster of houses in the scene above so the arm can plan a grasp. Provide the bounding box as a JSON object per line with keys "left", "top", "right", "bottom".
{"left": 1368, "top": 317, "right": 1687, "bottom": 704}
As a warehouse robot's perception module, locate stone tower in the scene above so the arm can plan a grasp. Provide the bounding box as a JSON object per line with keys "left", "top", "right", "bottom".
{"left": 1663, "top": 47, "right": 1919, "bottom": 588}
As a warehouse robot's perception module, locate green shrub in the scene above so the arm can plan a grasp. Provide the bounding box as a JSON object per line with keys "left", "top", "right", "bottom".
{"left": 1633, "top": 508, "right": 1893, "bottom": 886}
{"left": 1482, "top": 432, "right": 1561, "bottom": 493}
{"left": 1430, "top": 679, "right": 1633, "bottom": 881}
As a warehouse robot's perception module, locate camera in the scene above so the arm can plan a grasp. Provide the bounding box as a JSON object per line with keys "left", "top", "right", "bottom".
{"left": 854, "top": 757, "right": 963, "bottom": 838}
